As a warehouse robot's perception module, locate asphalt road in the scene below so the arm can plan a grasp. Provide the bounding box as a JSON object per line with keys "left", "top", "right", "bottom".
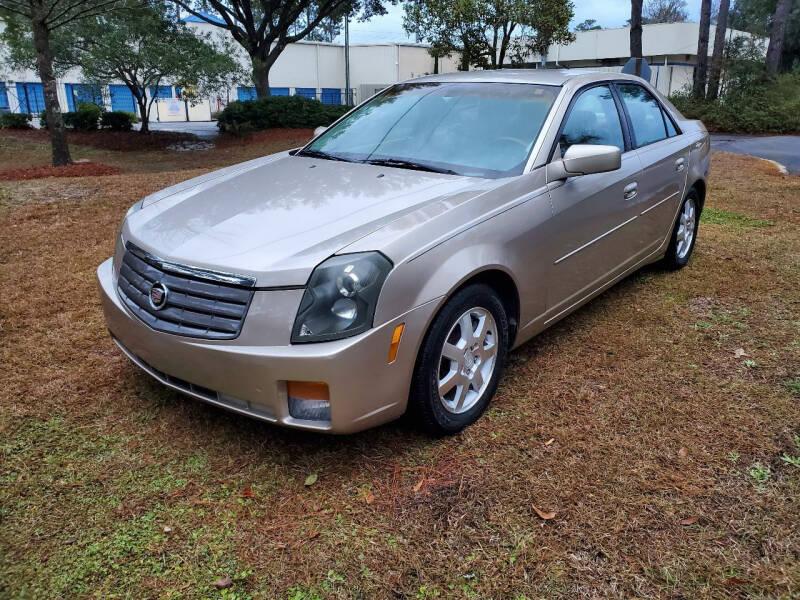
{"left": 711, "top": 134, "right": 800, "bottom": 175}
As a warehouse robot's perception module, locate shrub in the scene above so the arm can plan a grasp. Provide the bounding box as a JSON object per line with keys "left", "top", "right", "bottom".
{"left": 101, "top": 110, "right": 138, "bottom": 131}
{"left": 217, "top": 94, "right": 350, "bottom": 133}
{"left": 0, "top": 113, "right": 33, "bottom": 129}
{"left": 671, "top": 73, "right": 800, "bottom": 134}
{"left": 62, "top": 102, "right": 103, "bottom": 131}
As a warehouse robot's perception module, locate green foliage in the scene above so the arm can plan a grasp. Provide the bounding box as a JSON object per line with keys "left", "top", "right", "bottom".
{"left": 71, "top": 0, "right": 243, "bottom": 126}
{"left": 216, "top": 96, "right": 349, "bottom": 133}
{"left": 671, "top": 72, "right": 800, "bottom": 134}
{"left": 403, "top": 0, "right": 574, "bottom": 70}
{"left": 65, "top": 102, "right": 103, "bottom": 131}
{"left": 0, "top": 113, "right": 33, "bottom": 129}
{"left": 729, "top": 0, "right": 800, "bottom": 72}
{"left": 100, "top": 111, "right": 138, "bottom": 131}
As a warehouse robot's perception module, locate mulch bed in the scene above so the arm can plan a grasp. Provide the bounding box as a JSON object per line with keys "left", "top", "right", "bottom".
{"left": 2, "top": 128, "right": 198, "bottom": 151}
{"left": 214, "top": 128, "right": 314, "bottom": 148}
{"left": 0, "top": 162, "right": 121, "bottom": 181}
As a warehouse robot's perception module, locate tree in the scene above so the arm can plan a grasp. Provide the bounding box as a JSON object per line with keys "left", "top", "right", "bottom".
{"left": 642, "top": 0, "right": 688, "bottom": 23}
{"left": 170, "top": 0, "right": 391, "bottom": 97}
{"left": 403, "top": 0, "right": 574, "bottom": 70}
{"left": 765, "top": 0, "right": 794, "bottom": 72}
{"left": 71, "top": 0, "right": 242, "bottom": 132}
{"left": 630, "top": 0, "right": 643, "bottom": 72}
{"left": 574, "top": 18, "right": 600, "bottom": 31}
{"left": 730, "top": 0, "right": 800, "bottom": 72}
{"left": 707, "top": 0, "right": 730, "bottom": 99}
{"left": 0, "top": 0, "right": 118, "bottom": 166}
{"left": 693, "top": 0, "right": 712, "bottom": 97}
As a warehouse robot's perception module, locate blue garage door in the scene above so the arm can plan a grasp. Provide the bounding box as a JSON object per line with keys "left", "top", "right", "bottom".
{"left": 149, "top": 85, "right": 173, "bottom": 99}
{"left": 270, "top": 87, "right": 289, "bottom": 96}
{"left": 237, "top": 86, "right": 257, "bottom": 101}
{"left": 109, "top": 85, "right": 138, "bottom": 114}
{"left": 16, "top": 82, "right": 45, "bottom": 113}
{"left": 0, "top": 83, "right": 8, "bottom": 111}
{"left": 294, "top": 87, "right": 316, "bottom": 100}
{"left": 321, "top": 88, "right": 341, "bottom": 105}
{"left": 65, "top": 84, "right": 103, "bottom": 112}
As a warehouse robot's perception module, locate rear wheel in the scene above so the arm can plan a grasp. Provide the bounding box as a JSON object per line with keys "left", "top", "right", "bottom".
{"left": 410, "top": 284, "right": 509, "bottom": 435}
{"left": 662, "top": 188, "right": 700, "bottom": 270}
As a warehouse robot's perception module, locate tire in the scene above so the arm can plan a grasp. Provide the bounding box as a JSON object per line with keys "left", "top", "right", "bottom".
{"left": 662, "top": 188, "right": 700, "bottom": 270}
{"left": 409, "top": 283, "right": 509, "bottom": 435}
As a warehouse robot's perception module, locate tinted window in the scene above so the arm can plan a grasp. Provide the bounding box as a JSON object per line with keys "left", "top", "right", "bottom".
{"left": 558, "top": 85, "right": 624, "bottom": 157}
{"left": 307, "top": 82, "right": 560, "bottom": 178}
{"left": 663, "top": 109, "right": 678, "bottom": 136}
{"left": 617, "top": 83, "right": 668, "bottom": 147}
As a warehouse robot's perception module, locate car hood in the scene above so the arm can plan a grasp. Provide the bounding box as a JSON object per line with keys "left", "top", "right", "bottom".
{"left": 123, "top": 153, "right": 491, "bottom": 286}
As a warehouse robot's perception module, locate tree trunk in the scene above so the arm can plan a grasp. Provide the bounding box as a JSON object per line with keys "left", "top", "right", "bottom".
{"left": 693, "top": 0, "right": 712, "bottom": 98}
{"left": 31, "top": 13, "right": 71, "bottom": 166}
{"left": 766, "top": 0, "right": 792, "bottom": 73}
{"left": 630, "top": 0, "right": 643, "bottom": 75}
{"left": 252, "top": 54, "right": 272, "bottom": 97}
{"left": 707, "top": 0, "right": 730, "bottom": 100}
{"left": 134, "top": 91, "right": 149, "bottom": 133}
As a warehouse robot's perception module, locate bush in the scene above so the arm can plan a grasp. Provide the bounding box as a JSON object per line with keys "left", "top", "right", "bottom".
{"left": 101, "top": 110, "right": 138, "bottom": 131}
{"left": 63, "top": 102, "right": 103, "bottom": 131}
{"left": 0, "top": 113, "right": 33, "bottom": 129}
{"left": 671, "top": 73, "right": 800, "bottom": 134}
{"left": 217, "top": 94, "right": 350, "bottom": 133}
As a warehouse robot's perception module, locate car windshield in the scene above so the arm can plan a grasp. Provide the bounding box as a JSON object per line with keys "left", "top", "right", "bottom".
{"left": 302, "top": 82, "right": 560, "bottom": 178}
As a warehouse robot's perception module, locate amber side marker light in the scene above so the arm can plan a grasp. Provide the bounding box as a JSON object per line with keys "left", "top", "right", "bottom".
{"left": 287, "top": 381, "right": 330, "bottom": 421}
{"left": 387, "top": 323, "right": 405, "bottom": 363}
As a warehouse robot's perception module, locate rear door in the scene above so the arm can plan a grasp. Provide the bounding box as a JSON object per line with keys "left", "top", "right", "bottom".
{"left": 615, "top": 82, "right": 689, "bottom": 247}
{"left": 545, "top": 83, "right": 644, "bottom": 316}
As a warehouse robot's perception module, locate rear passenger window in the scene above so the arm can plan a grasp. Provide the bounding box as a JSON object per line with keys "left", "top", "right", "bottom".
{"left": 617, "top": 83, "right": 667, "bottom": 147}
{"left": 558, "top": 85, "right": 624, "bottom": 157}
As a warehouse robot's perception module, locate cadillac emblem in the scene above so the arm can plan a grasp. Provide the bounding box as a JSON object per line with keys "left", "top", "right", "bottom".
{"left": 149, "top": 282, "right": 168, "bottom": 310}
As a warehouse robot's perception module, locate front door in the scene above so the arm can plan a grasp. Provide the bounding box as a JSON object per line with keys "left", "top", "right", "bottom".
{"left": 545, "top": 84, "right": 644, "bottom": 317}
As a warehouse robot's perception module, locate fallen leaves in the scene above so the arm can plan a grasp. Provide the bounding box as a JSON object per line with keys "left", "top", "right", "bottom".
{"left": 533, "top": 505, "right": 556, "bottom": 520}
{"left": 733, "top": 348, "right": 749, "bottom": 358}
{"left": 681, "top": 517, "right": 700, "bottom": 526}
{"left": 240, "top": 486, "right": 254, "bottom": 498}
{"left": 162, "top": 525, "right": 172, "bottom": 534}
{"left": 678, "top": 447, "right": 689, "bottom": 459}
{"left": 212, "top": 576, "right": 233, "bottom": 590}
{"left": 544, "top": 438, "right": 555, "bottom": 447}
{"left": 412, "top": 477, "right": 425, "bottom": 493}
{"left": 304, "top": 473, "right": 318, "bottom": 487}
{"left": 364, "top": 491, "right": 375, "bottom": 504}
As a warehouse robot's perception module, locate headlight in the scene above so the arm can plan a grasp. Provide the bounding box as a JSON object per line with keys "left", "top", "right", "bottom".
{"left": 291, "top": 252, "right": 392, "bottom": 343}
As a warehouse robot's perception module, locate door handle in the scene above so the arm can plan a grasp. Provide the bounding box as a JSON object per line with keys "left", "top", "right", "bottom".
{"left": 623, "top": 182, "right": 638, "bottom": 200}
{"left": 674, "top": 157, "right": 686, "bottom": 172}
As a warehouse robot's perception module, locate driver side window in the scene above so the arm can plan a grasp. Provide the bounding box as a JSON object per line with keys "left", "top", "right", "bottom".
{"left": 558, "top": 85, "right": 624, "bottom": 157}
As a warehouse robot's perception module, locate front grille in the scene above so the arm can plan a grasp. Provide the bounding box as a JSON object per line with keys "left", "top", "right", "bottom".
{"left": 117, "top": 243, "right": 255, "bottom": 340}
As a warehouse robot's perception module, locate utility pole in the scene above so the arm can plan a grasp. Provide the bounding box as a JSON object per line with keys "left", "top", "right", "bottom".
{"left": 344, "top": 12, "right": 351, "bottom": 105}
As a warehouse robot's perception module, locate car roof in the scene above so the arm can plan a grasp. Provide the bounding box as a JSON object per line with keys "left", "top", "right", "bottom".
{"left": 407, "top": 69, "right": 646, "bottom": 87}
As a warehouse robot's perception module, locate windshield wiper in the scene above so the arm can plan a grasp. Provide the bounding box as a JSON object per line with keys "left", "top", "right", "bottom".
{"left": 296, "top": 148, "right": 352, "bottom": 162}
{"left": 364, "top": 158, "right": 459, "bottom": 175}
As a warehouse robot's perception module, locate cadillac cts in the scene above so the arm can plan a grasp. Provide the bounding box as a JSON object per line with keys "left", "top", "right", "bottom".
{"left": 97, "top": 70, "right": 710, "bottom": 434}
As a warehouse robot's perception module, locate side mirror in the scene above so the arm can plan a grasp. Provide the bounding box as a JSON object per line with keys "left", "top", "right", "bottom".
{"left": 546, "top": 144, "right": 621, "bottom": 181}
{"left": 313, "top": 125, "right": 328, "bottom": 138}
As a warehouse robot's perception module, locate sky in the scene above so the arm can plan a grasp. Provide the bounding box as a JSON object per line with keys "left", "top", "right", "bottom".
{"left": 337, "top": 0, "right": 704, "bottom": 44}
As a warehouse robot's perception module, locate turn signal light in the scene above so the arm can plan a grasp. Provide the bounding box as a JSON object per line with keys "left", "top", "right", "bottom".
{"left": 387, "top": 323, "right": 405, "bottom": 363}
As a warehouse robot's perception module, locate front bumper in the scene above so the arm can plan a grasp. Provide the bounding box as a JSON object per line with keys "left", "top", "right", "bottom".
{"left": 97, "top": 258, "right": 439, "bottom": 433}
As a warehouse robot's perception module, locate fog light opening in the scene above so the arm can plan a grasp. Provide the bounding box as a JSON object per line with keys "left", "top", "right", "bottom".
{"left": 287, "top": 381, "right": 331, "bottom": 421}
{"left": 387, "top": 323, "right": 405, "bottom": 364}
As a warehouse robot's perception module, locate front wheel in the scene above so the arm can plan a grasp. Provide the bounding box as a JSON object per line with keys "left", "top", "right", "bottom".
{"left": 409, "top": 283, "right": 509, "bottom": 435}
{"left": 662, "top": 189, "right": 700, "bottom": 270}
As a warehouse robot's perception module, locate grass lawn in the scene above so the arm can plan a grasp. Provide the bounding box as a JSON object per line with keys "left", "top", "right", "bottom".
{"left": 1, "top": 131, "right": 798, "bottom": 599}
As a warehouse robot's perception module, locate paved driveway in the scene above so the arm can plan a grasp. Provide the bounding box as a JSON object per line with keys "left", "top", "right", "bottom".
{"left": 711, "top": 134, "right": 800, "bottom": 175}
{"left": 136, "top": 121, "right": 219, "bottom": 139}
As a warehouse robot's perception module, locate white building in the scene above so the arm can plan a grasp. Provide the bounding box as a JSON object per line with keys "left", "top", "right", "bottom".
{"left": 0, "top": 19, "right": 762, "bottom": 121}
{"left": 526, "top": 22, "right": 763, "bottom": 95}
{"left": 0, "top": 13, "right": 460, "bottom": 122}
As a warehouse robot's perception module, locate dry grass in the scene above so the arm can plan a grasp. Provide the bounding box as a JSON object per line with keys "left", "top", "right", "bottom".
{"left": 0, "top": 135, "right": 798, "bottom": 599}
